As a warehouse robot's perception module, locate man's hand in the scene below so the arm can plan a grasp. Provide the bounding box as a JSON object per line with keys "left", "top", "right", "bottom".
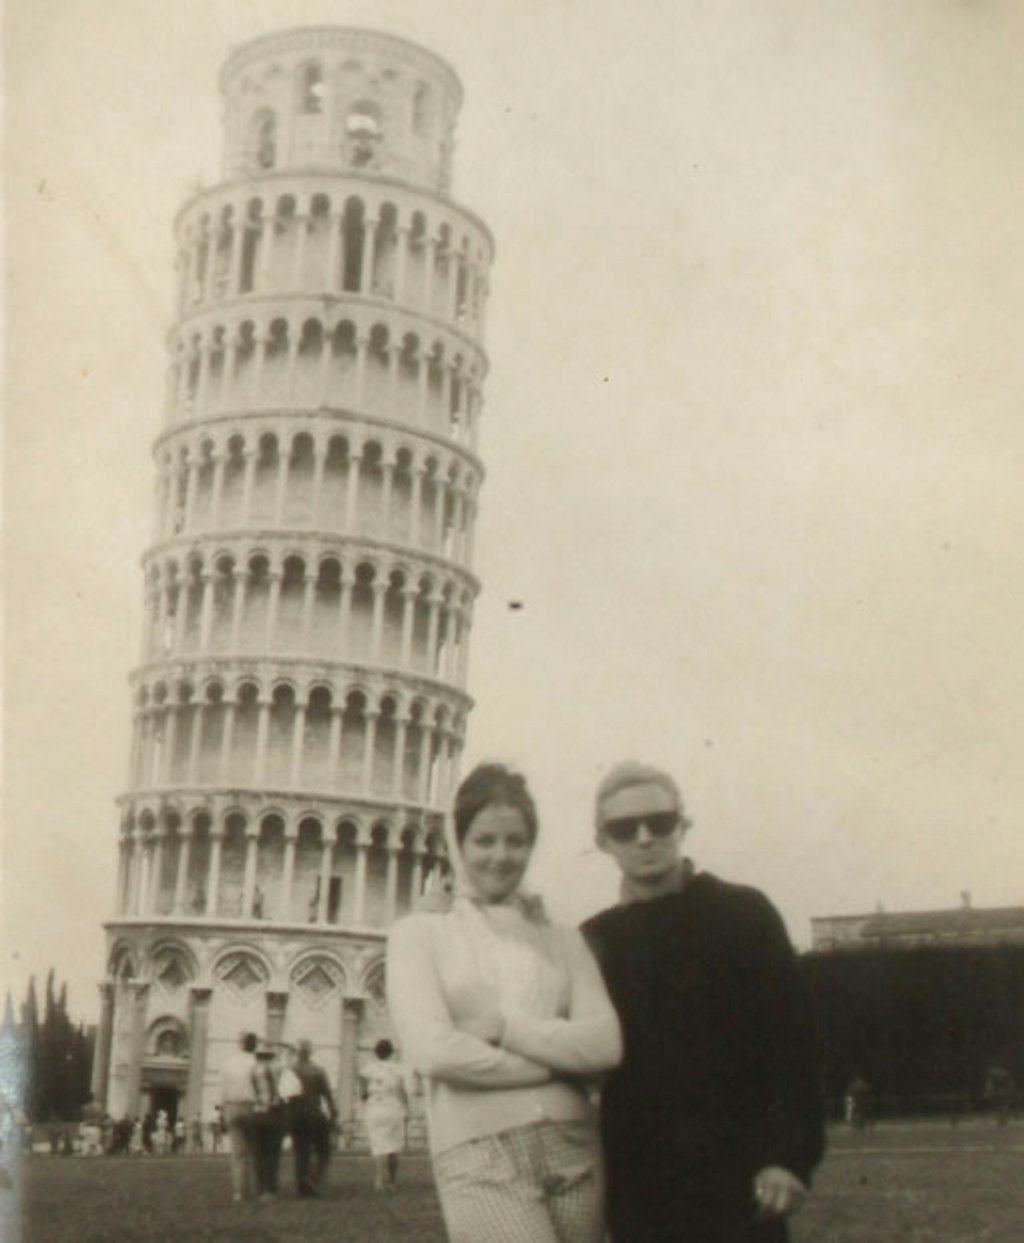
{"left": 752, "top": 1166, "right": 806, "bottom": 1218}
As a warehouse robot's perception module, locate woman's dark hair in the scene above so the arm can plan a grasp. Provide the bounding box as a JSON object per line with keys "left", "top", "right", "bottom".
{"left": 374, "top": 1039, "right": 394, "bottom": 1060}
{"left": 452, "top": 763, "right": 538, "bottom": 847}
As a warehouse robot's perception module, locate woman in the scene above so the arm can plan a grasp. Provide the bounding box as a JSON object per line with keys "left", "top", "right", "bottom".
{"left": 387, "top": 763, "right": 622, "bottom": 1243}
{"left": 360, "top": 1039, "right": 409, "bottom": 1191}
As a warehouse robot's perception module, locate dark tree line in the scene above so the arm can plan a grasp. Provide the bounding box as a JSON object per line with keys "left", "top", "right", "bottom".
{"left": 2, "top": 971, "right": 94, "bottom": 1122}
{"left": 802, "top": 944, "right": 1024, "bottom": 1116}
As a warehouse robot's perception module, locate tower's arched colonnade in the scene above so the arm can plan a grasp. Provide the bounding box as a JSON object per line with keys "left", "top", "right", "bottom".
{"left": 96, "top": 28, "right": 493, "bottom": 1139}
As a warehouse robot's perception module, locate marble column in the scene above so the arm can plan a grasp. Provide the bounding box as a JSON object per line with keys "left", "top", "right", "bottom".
{"left": 328, "top": 707, "right": 344, "bottom": 789}
{"left": 399, "top": 588, "right": 416, "bottom": 667}
{"left": 337, "top": 997, "right": 364, "bottom": 1130}
{"left": 207, "top": 828, "right": 223, "bottom": 916}
{"left": 90, "top": 982, "right": 115, "bottom": 1110}
{"left": 264, "top": 572, "right": 283, "bottom": 650}
{"left": 289, "top": 704, "right": 307, "bottom": 786}
{"left": 384, "top": 839, "right": 400, "bottom": 923}
{"left": 316, "top": 826, "right": 336, "bottom": 924}
{"left": 242, "top": 826, "right": 260, "bottom": 917}
{"left": 281, "top": 828, "right": 298, "bottom": 923}
{"left": 369, "top": 582, "right": 387, "bottom": 662}
{"left": 361, "top": 711, "right": 379, "bottom": 794}
{"left": 336, "top": 569, "right": 353, "bottom": 654}
{"left": 208, "top": 453, "right": 226, "bottom": 527}
{"left": 344, "top": 454, "right": 362, "bottom": 533}
{"left": 352, "top": 835, "right": 369, "bottom": 924}
{"left": 125, "top": 981, "right": 150, "bottom": 1117}
{"left": 183, "top": 988, "right": 212, "bottom": 1119}
{"left": 173, "top": 824, "right": 193, "bottom": 914}
{"left": 218, "top": 698, "right": 237, "bottom": 783}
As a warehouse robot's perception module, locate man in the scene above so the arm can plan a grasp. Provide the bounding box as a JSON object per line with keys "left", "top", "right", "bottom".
{"left": 219, "top": 1031, "right": 259, "bottom": 1202}
{"left": 581, "top": 762, "right": 825, "bottom": 1243}
{"left": 284, "top": 1039, "right": 338, "bottom": 1197}
{"left": 251, "top": 1041, "right": 286, "bottom": 1199}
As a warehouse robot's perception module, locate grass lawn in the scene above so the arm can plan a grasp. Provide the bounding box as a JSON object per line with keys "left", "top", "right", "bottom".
{"left": 14, "top": 1120, "right": 1024, "bottom": 1242}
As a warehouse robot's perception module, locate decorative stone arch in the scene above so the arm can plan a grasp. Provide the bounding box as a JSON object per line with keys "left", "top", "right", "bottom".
{"left": 342, "top": 680, "right": 372, "bottom": 712}
{"left": 235, "top": 317, "right": 259, "bottom": 368}
{"left": 306, "top": 680, "right": 336, "bottom": 712}
{"left": 193, "top": 676, "right": 223, "bottom": 713}
{"left": 149, "top": 941, "right": 197, "bottom": 998}
{"left": 368, "top": 318, "right": 391, "bottom": 356}
{"left": 159, "top": 792, "right": 185, "bottom": 822}
{"left": 109, "top": 942, "right": 139, "bottom": 981}
{"left": 218, "top": 790, "right": 249, "bottom": 818}
{"left": 195, "top": 432, "right": 217, "bottom": 463}
{"left": 269, "top": 185, "right": 295, "bottom": 219}
{"left": 406, "top": 693, "right": 431, "bottom": 724}
{"left": 334, "top": 811, "right": 363, "bottom": 837}
{"left": 291, "top": 805, "right": 327, "bottom": 833}
{"left": 232, "top": 674, "right": 262, "bottom": 704}
{"left": 243, "top": 543, "right": 274, "bottom": 573}
{"left": 369, "top": 814, "right": 397, "bottom": 851}
{"left": 315, "top": 549, "right": 343, "bottom": 579}
{"left": 256, "top": 803, "right": 290, "bottom": 831}
{"left": 289, "top": 950, "right": 347, "bottom": 1009}
{"left": 137, "top": 805, "right": 161, "bottom": 836}
{"left": 269, "top": 676, "right": 300, "bottom": 705}
{"left": 362, "top": 957, "right": 388, "bottom": 1012}
{"left": 211, "top": 945, "right": 273, "bottom": 1000}
{"left": 146, "top": 1014, "right": 190, "bottom": 1060}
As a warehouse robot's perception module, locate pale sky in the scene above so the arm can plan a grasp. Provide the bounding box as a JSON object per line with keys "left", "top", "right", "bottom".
{"left": 5, "top": 0, "right": 1023, "bottom": 1023}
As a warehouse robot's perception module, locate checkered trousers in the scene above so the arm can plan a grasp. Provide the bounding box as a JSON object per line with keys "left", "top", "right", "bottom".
{"left": 432, "top": 1119, "right": 606, "bottom": 1243}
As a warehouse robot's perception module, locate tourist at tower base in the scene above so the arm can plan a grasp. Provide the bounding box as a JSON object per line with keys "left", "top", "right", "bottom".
{"left": 582, "top": 761, "right": 826, "bottom": 1243}
{"left": 251, "top": 1040, "right": 286, "bottom": 1199}
{"left": 387, "top": 762, "right": 622, "bottom": 1242}
{"left": 284, "top": 1038, "right": 337, "bottom": 1198}
{"left": 359, "top": 1038, "right": 409, "bottom": 1192}
{"left": 218, "top": 1030, "right": 259, "bottom": 1202}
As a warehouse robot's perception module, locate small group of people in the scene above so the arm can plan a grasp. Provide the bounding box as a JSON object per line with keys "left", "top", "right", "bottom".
{"left": 387, "top": 759, "right": 827, "bottom": 1242}
{"left": 100, "top": 1111, "right": 189, "bottom": 1157}
{"left": 219, "top": 1030, "right": 412, "bottom": 1203}
{"left": 220, "top": 1034, "right": 337, "bottom": 1201}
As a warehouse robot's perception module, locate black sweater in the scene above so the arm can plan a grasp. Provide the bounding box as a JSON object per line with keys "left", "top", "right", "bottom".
{"left": 582, "top": 873, "right": 825, "bottom": 1185}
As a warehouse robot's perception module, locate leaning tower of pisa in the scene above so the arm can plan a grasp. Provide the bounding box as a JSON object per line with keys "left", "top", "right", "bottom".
{"left": 92, "top": 27, "right": 493, "bottom": 1133}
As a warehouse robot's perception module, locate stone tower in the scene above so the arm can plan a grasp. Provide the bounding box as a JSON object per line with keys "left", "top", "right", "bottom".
{"left": 92, "top": 27, "right": 493, "bottom": 1132}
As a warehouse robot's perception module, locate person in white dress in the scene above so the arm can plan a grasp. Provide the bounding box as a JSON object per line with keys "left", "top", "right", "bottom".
{"left": 360, "top": 1039, "right": 408, "bottom": 1191}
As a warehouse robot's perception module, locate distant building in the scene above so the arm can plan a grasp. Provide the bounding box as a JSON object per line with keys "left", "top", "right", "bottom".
{"left": 811, "top": 898, "right": 1024, "bottom": 952}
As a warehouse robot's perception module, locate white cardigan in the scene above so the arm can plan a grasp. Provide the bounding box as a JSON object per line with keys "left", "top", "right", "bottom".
{"left": 386, "top": 897, "right": 622, "bottom": 1155}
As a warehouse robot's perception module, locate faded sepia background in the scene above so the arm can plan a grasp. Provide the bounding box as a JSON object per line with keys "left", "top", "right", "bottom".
{"left": 5, "top": 0, "right": 1023, "bottom": 1022}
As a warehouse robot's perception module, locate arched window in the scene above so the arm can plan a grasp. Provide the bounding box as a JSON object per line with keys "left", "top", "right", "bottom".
{"left": 257, "top": 116, "right": 276, "bottom": 169}
{"left": 156, "top": 1029, "right": 182, "bottom": 1056}
{"left": 346, "top": 100, "right": 383, "bottom": 168}
{"left": 248, "top": 110, "right": 277, "bottom": 172}
{"left": 412, "top": 83, "right": 432, "bottom": 136}
{"left": 299, "top": 61, "right": 324, "bottom": 114}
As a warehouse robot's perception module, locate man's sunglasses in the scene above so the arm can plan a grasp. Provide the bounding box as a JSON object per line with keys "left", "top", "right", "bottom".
{"left": 601, "top": 811, "right": 683, "bottom": 844}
